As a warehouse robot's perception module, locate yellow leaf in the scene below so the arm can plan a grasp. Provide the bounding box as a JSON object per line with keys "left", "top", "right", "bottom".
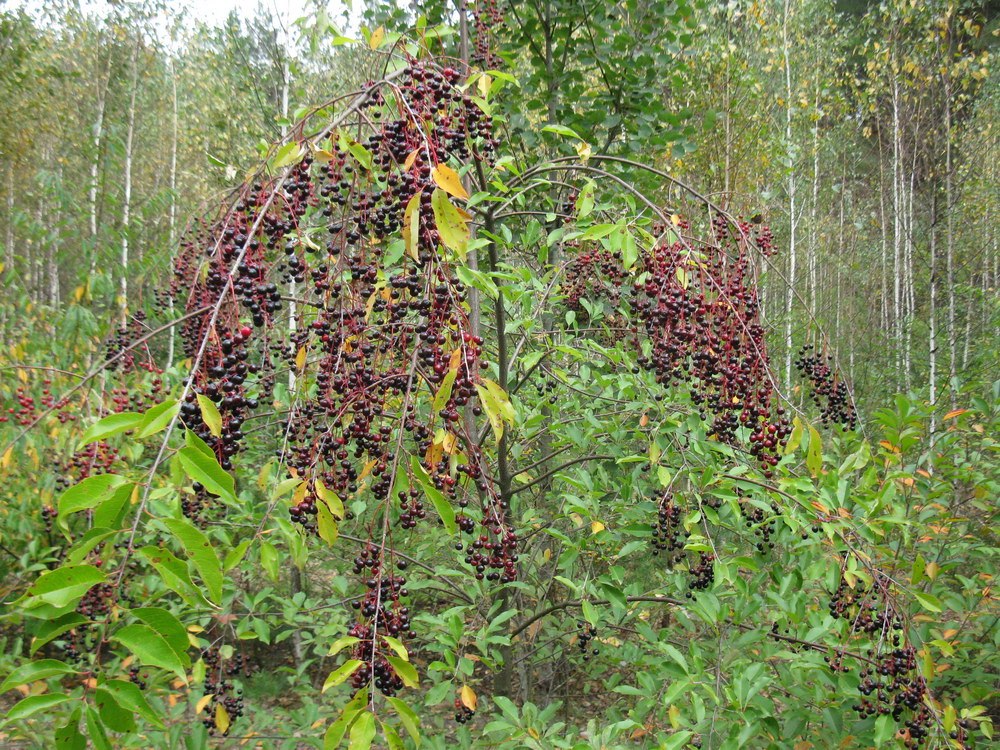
{"left": 527, "top": 727, "right": 540, "bottom": 739}
{"left": 668, "top": 704, "right": 680, "bottom": 729}
{"left": 295, "top": 346, "right": 307, "bottom": 372}
{"left": 402, "top": 193, "right": 421, "bottom": 260}
{"left": 943, "top": 409, "right": 969, "bottom": 420}
{"left": 358, "top": 459, "right": 378, "bottom": 481}
{"left": 671, "top": 214, "right": 681, "bottom": 226}
{"left": 431, "top": 164, "right": 469, "bottom": 200}
{"left": 425, "top": 438, "right": 443, "bottom": 467}
{"left": 195, "top": 694, "right": 213, "bottom": 714}
{"left": 575, "top": 141, "right": 592, "bottom": 161}
{"left": 460, "top": 685, "right": 477, "bottom": 711}
{"left": 441, "top": 432, "right": 457, "bottom": 455}
{"left": 403, "top": 149, "right": 419, "bottom": 171}
{"left": 215, "top": 703, "right": 230, "bottom": 734}
{"left": 591, "top": 521, "right": 605, "bottom": 534}
{"left": 315, "top": 479, "right": 345, "bottom": 518}
{"left": 369, "top": 26, "right": 385, "bottom": 50}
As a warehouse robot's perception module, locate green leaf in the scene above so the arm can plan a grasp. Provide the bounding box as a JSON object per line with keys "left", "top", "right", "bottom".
{"left": 874, "top": 714, "right": 895, "bottom": 744}
{"left": 78, "top": 412, "right": 144, "bottom": 447}
{"left": 57, "top": 475, "right": 129, "bottom": 522}
{"left": 322, "top": 660, "right": 364, "bottom": 692}
{"left": 337, "top": 133, "right": 373, "bottom": 171}
{"left": 224, "top": 540, "right": 252, "bottom": 571}
{"left": 0, "top": 660, "right": 76, "bottom": 692}
{"left": 382, "top": 721, "right": 405, "bottom": 750}
{"left": 581, "top": 600, "right": 598, "bottom": 626}
{"left": 433, "top": 367, "right": 458, "bottom": 413}
{"left": 431, "top": 188, "right": 470, "bottom": 259}
{"left": 135, "top": 400, "right": 180, "bottom": 439}
{"left": 94, "top": 688, "right": 135, "bottom": 734}
{"left": 93, "top": 483, "right": 134, "bottom": 529}
{"left": 385, "top": 696, "right": 421, "bottom": 747}
{"left": 382, "top": 635, "right": 408, "bottom": 661}
{"left": 410, "top": 456, "right": 456, "bottom": 534}
{"left": 317, "top": 496, "right": 340, "bottom": 545}
{"left": 185, "top": 429, "right": 214, "bottom": 457}
{"left": 272, "top": 142, "right": 305, "bottom": 169}
{"left": 622, "top": 231, "right": 638, "bottom": 270}
{"left": 327, "top": 636, "right": 361, "bottom": 657}
{"left": 177, "top": 446, "right": 236, "bottom": 504}
{"left": 112, "top": 624, "right": 188, "bottom": 684}
{"left": 783, "top": 415, "right": 804, "bottom": 455}
{"left": 542, "top": 124, "right": 582, "bottom": 139}
{"left": 53, "top": 706, "right": 85, "bottom": 749}
{"left": 806, "top": 424, "right": 823, "bottom": 477}
{"left": 325, "top": 709, "right": 359, "bottom": 750}
{"left": 162, "top": 518, "right": 223, "bottom": 604}
{"left": 100, "top": 679, "right": 165, "bottom": 729}
{"left": 576, "top": 181, "right": 595, "bottom": 219}
{"left": 260, "top": 541, "right": 280, "bottom": 582}
{"left": 130, "top": 607, "right": 190, "bottom": 661}
{"left": 4, "top": 693, "right": 74, "bottom": 724}
{"left": 138, "top": 546, "right": 215, "bottom": 610}
{"left": 24, "top": 564, "right": 106, "bottom": 609}
{"left": 85, "top": 705, "right": 111, "bottom": 750}
{"left": 387, "top": 656, "right": 419, "bottom": 688}
{"left": 349, "top": 711, "right": 376, "bottom": 750}
{"left": 196, "top": 395, "right": 223, "bottom": 437}
{"left": 30, "top": 613, "right": 89, "bottom": 655}
{"left": 914, "top": 591, "right": 943, "bottom": 613}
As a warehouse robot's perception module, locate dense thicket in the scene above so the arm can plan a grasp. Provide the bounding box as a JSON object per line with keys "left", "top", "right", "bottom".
{"left": 0, "top": 1, "right": 996, "bottom": 749}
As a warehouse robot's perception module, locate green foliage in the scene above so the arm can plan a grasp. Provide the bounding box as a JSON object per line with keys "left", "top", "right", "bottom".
{"left": 0, "top": 2, "right": 997, "bottom": 750}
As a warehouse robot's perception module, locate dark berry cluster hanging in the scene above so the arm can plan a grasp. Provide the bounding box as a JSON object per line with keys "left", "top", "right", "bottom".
{"left": 794, "top": 344, "right": 857, "bottom": 429}
{"left": 630, "top": 215, "right": 791, "bottom": 476}
{"left": 162, "top": 57, "right": 517, "bottom": 703}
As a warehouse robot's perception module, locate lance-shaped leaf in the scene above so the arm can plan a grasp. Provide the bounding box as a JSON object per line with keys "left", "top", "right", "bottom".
{"left": 24, "top": 564, "right": 106, "bottom": 610}
{"left": 806, "top": 424, "right": 823, "bottom": 478}
{"left": 401, "top": 193, "right": 421, "bottom": 262}
{"left": 177, "top": 446, "right": 236, "bottom": 504}
{"left": 322, "top": 660, "right": 364, "bottom": 692}
{"left": 0, "top": 659, "right": 76, "bottom": 692}
{"left": 410, "top": 456, "right": 456, "bottom": 534}
{"left": 162, "top": 518, "right": 223, "bottom": 604}
{"left": 431, "top": 188, "right": 471, "bottom": 259}
{"left": 130, "top": 607, "right": 189, "bottom": 659}
{"left": 134, "top": 400, "right": 180, "bottom": 439}
{"left": 138, "top": 546, "right": 215, "bottom": 610}
{"left": 57, "top": 474, "right": 129, "bottom": 523}
{"left": 112, "top": 624, "right": 188, "bottom": 684}
{"left": 78, "top": 412, "right": 144, "bottom": 447}
{"left": 196, "top": 395, "right": 223, "bottom": 437}
{"left": 431, "top": 164, "right": 469, "bottom": 200}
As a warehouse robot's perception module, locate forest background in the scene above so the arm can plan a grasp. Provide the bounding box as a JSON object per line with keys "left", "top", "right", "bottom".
{"left": 0, "top": 0, "right": 997, "bottom": 749}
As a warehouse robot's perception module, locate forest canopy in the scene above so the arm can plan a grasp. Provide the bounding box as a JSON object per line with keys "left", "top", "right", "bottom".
{"left": 0, "top": 1, "right": 997, "bottom": 749}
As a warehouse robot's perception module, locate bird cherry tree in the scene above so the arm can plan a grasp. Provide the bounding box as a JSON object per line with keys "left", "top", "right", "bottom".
{"left": 0, "top": 9, "right": 989, "bottom": 750}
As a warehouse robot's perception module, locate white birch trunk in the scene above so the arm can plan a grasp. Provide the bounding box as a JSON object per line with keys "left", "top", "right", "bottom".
{"left": 120, "top": 43, "right": 139, "bottom": 315}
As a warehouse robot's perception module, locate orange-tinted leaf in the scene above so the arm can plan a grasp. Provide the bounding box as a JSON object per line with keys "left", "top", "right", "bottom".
{"left": 431, "top": 164, "right": 469, "bottom": 200}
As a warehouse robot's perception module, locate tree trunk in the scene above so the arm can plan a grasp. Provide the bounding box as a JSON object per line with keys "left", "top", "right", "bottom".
{"left": 781, "top": 0, "right": 797, "bottom": 385}
{"left": 167, "top": 59, "right": 179, "bottom": 368}
{"left": 88, "top": 61, "right": 108, "bottom": 277}
{"left": 120, "top": 42, "right": 139, "bottom": 316}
